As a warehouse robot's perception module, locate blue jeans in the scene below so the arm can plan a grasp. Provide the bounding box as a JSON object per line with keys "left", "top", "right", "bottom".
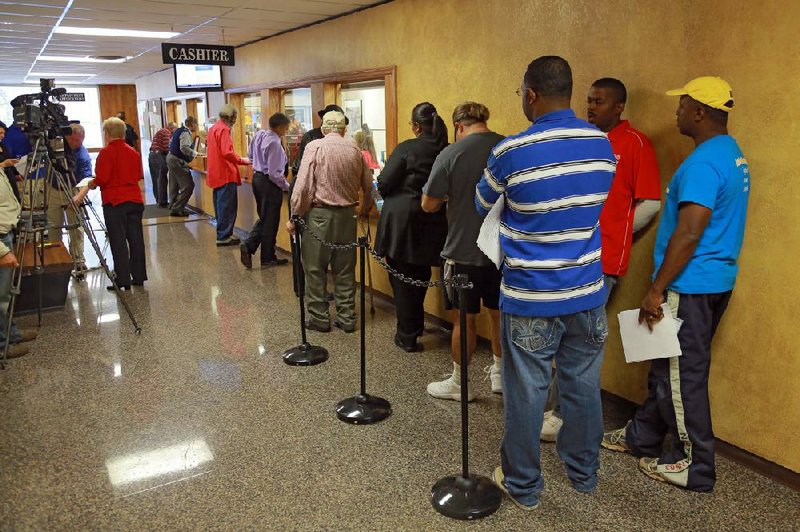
{"left": 500, "top": 305, "right": 607, "bottom": 506}
{"left": 550, "top": 274, "right": 617, "bottom": 417}
{"left": 0, "top": 233, "right": 22, "bottom": 347}
{"left": 213, "top": 183, "right": 238, "bottom": 241}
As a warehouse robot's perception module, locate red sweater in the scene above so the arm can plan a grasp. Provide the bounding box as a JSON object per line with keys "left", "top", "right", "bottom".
{"left": 206, "top": 120, "right": 246, "bottom": 189}
{"left": 94, "top": 139, "right": 144, "bottom": 206}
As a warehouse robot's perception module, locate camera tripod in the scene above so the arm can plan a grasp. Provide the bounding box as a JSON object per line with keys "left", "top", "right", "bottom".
{"left": 1, "top": 135, "right": 141, "bottom": 366}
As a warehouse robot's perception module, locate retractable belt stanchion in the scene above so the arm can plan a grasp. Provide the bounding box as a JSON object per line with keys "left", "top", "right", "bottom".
{"left": 431, "top": 274, "right": 502, "bottom": 520}
{"left": 283, "top": 215, "right": 329, "bottom": 366}
{"left": 335, "top": 235, "right": 391, "bottom": 424}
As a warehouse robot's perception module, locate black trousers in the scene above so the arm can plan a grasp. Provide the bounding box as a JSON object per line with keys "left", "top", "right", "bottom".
{"left": 386, "top": 257, "right": 431, "bottom": 346}
{"left": 103, "top": 202, "right": 146, "bottom": 286}
{"left": 626, "top": 290, "right": 732, "bottom": 492}
{"left": 244, "top": 172, "right": 283, "bottom": 263}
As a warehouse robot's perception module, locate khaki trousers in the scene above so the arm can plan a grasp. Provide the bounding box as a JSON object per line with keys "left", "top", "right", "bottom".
{"left": 300, "top": 206, "right": 357, "bottom": 328}
{"left": 46, "top": 184, "right": 85, "bottom": 264}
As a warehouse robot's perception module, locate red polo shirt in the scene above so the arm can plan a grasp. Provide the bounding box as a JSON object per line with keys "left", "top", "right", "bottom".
{"left": 206, "top": 120, "right": 247, "bottom": 189}
{"left": 599, "top": 120, "right": 662, "bottom": 276}
{"left": 94, "top": 139, "right": 144, "bottom": 206}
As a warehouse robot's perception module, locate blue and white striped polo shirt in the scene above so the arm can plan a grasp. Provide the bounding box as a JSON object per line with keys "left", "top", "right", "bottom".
{"left": 475, "top": 109, "right": 615, "bottom": 317}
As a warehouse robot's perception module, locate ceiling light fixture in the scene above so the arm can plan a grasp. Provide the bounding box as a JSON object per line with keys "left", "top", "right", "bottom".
{"left": 28, "top": 73, "right": 94, "bottom": 77}
{"left": 39, "top": 55, "right": 131, "bottom": 64}
{"left": 55, "top": 26, "right": 180, "bottom": 39}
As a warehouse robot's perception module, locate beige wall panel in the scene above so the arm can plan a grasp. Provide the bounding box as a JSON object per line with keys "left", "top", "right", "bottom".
{"left": 136, "top": 0, "right": 800, "bottom": 472}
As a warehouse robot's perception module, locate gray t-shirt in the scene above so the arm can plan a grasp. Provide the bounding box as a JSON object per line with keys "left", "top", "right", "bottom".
{"left": 422, "top": 131, "right": 505, "bottom": 266}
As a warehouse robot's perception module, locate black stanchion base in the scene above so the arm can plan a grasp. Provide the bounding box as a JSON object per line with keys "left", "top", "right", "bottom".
{"left": 283, "top": 343, "right": 329, "bottom": 366}
{"left": 335, "top": 394, "right": 391, "bottom": 424}
{"left": 430, "top": 474, "right": 503, "bottom": 520}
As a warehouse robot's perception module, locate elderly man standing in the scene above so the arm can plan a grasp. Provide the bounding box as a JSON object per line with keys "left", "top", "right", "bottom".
{"left": 288, "top": 111, "right": 373, "bottom": 333}
{"left": 167, "top": 117, "right": 199, "bottom": 217}
{"left": 116, "top": 111, "right": 139, "bottom": 151}
{"left": 149, "top": 121, "right": 176, "bottom": 207}
{"left": 48, "top": 123, "right": 91, "bottom": 273}
{"left": 207, "top": 105, "right": 251, "bottom": 246}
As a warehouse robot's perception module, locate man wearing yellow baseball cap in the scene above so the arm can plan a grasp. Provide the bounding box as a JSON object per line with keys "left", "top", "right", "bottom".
{"left": 602, "top": 76, "right": 751, "bottom": 493}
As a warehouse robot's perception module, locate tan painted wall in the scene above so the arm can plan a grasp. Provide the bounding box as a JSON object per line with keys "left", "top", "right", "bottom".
{"left": 137, "top": 0, "right": 800, "bottom": 473}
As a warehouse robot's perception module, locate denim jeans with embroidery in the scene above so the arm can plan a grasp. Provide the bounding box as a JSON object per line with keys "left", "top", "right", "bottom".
{"left": 500, "top": 305, "right": 607, "bottom": 506}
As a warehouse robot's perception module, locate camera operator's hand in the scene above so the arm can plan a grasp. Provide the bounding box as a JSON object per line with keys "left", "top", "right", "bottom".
{"left": 0, "top": 159, "right": 19, "bottom": 169}
{"left": 0, "top": 252, "right": 19, "bottom": 269}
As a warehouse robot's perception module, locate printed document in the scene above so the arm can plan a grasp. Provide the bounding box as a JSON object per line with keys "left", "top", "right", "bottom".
{"left": 477, "top": 196, "right": 504, "bottom": 269}
{"left": 618, "top": 303, "right": 682, "bottom": 363}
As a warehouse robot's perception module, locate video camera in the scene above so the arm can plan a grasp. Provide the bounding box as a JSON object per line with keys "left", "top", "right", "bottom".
{"left": 11, "top": 78, "right": 74, "bottom": 141}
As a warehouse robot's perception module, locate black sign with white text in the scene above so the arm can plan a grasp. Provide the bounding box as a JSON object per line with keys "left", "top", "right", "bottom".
{"left": 161, "top": 43, "right": 235, "bottom": 66}
{"left": 56, "top": 93, "right": 85, "bottom": 102}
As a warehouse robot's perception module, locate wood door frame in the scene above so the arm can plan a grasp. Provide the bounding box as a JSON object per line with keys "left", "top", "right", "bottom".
{"left": 225, "top": 66, "right": 397, "bottom": 156}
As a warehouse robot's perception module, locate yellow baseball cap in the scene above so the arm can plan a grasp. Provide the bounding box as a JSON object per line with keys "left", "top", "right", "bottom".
{"left": 666, "top": 76, "right": 734, "bottom": 112}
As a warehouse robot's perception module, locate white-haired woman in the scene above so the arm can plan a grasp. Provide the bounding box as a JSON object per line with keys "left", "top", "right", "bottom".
{"left": 74, "top": 117, "right": 146, "bottom": 290}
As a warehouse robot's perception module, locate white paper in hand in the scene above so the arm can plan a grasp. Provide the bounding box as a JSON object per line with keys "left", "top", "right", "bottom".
{"left": 477, "top": 195, "right": 504, "bottom": 269}
{"left": 76, "top": 177, "right": 93, "bottom": 189}
{"left": 618, "top": 303, "right": 682, "bottom": 363}
{"left": 13, "top": 155, "right": 28, "bottom": 175}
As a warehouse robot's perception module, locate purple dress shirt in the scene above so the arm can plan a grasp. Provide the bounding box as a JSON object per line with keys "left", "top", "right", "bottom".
{"left": 248, "top": 129, "right": 289, "bottom": 191}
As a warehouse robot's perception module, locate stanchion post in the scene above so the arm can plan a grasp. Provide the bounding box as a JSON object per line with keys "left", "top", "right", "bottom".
{"left": 430, "top": 274, "right": 502, "bottom": 520}
{"left": 335, "top": 236, "right": 391, "bottom": 424}
{"left": 282, "top": 215, "right": 329, "bottom": 366}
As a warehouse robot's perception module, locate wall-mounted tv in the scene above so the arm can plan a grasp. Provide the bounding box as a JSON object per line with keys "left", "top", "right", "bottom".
{"left": 174, "top": 64, "right": 223, "bottom": 92}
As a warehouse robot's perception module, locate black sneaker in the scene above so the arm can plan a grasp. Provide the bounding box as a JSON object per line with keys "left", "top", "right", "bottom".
{"left": 170, "top": 209, "right": 190, "bottom": 217}
{"left": 107, "top": 285, "right": 130, "bottom": 291}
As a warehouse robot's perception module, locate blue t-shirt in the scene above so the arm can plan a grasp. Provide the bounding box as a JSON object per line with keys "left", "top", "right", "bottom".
{"left": 653, "top": 135, "right": 750, "bottom": 293}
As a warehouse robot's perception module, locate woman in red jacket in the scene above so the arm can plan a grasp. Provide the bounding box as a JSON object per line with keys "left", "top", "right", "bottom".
{"left": 74, "top": 117, "right": 146, "bottom": 290}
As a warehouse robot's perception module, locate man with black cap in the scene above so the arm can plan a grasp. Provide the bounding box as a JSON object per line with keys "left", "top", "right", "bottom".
{"left": 290, "top": 104, "right": 349, "bottom": 179}
{"left": 602, "top": 77, "right": 750, "bottom": 493}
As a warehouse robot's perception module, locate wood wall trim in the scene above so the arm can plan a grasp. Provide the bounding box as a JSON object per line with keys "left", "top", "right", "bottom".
{"left": 225, "top": 66, "right": 396, "bottom": 94}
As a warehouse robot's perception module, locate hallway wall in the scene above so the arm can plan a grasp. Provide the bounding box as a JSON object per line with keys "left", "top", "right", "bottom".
{"left": 136, "top": 0, "right": 800, "bottom": 473}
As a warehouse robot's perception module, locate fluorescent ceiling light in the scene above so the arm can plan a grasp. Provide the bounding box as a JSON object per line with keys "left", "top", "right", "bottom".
{"left": 55, "top": 26, "right": 180, "bottom": 39}
{"left": 39, "top": 55, "right": 131, "bottom": 64}
{"left": 29, "top": 73, "right": 93, "bottom": 77}
{"left": 23, "top": 81, "right": 84, "bottom": 85}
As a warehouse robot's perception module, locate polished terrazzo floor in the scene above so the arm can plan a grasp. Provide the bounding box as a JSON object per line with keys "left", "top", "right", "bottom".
{"left": 1, "top": 215, "right": 799, "bottom": 531}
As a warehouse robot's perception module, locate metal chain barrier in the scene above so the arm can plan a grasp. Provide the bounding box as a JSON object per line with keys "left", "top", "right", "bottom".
{"left": 294, "top": 217, "right": 473, "bottom": 290}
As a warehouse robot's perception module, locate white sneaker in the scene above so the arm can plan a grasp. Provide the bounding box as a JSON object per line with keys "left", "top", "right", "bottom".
{"left": 483, "top": 364, "right": 502, "bottom": 394}
{"left": 540, "top": 410, "right": 563, "bottom": 442}
{"left": 427, "top": 366, "right": 476, "bottom": 402}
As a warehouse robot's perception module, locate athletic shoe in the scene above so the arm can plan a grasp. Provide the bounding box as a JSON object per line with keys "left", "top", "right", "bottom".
{"left": 483, "top": 363, "right": 502, "bottom": 394}
{"left": 228, "top": 236, "right": 241, "bottom": 245}
{"left": 426, "top": 365, "right": 475, "bottom": 402}
{"left": 261, "top": 258, "right": 289, "bottom": 267}
{"left": 540, "top": 410, "right": 563, "bottom": 442}
{"left": 107, "top": 285, "right": 130, "bottom": 291}
{"left": 601, "top": 423, "right": 631, "bottom": 453}
{"left": 638, "top": 457, "right": 668, "bottom": 484}
{"left": 492, "top": 466, "right": 540, "bottom": 511}
{"left": 216, "top": 238, "right": 235, "bottom": 247}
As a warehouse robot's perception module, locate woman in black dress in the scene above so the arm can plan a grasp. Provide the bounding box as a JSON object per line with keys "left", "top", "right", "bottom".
{"left": 375, "top": 102, "right": 448, "bottom": 352}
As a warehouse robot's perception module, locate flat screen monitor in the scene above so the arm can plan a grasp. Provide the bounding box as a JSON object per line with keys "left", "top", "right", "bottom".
{"left": 174, "top": 64, "right": 223, "bottom": 92}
